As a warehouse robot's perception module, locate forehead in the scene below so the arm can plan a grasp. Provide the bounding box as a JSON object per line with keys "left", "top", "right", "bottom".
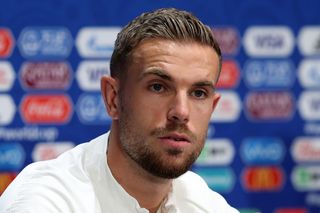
{"left": 129, "top": 39, "right": 220, "bottom": 82}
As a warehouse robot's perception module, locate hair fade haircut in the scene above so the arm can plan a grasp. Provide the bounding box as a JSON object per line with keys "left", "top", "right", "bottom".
{"left": 110, "top": 8, "right": 222, "bottom": 79}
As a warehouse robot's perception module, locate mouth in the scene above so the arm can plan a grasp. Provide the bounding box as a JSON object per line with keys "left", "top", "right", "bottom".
{"left": 158, "top": 133, "right": 191, "bottom": 148}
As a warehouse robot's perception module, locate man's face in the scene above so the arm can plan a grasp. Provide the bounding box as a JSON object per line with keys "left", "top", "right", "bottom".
{"left": 117, "top": 39, "right": 220, "bottom": 179}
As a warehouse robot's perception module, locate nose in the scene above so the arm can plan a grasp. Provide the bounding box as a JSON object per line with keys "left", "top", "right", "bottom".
{"left": 167, "top": 92, "right": 190, "bottom": 124}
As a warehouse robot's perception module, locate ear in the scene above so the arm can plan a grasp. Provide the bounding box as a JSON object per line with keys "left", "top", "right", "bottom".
{"left": 101, "top": 75, "right": 120, "bottom": 119}
{"left": 212, "top": 92, "right": 221, "bottom": 112}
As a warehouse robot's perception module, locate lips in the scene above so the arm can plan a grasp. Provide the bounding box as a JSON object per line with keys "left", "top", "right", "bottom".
{"left": 159, "top": 133, "right": 191, "bottom": 143}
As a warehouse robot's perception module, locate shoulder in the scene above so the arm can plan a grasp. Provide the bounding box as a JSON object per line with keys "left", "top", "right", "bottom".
{"left": 0, "top": 138, "right": 101, "bottom": 212}
{"left": 173, "top": 171, "right": 239, "bottom": 213}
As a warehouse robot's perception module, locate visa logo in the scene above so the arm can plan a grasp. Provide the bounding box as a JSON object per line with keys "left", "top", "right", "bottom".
{"left": 244, "top": 59, "right": 295, "bottom": 89}
{"left": 243, "top": 26, "right": 294, "bottom": 57}
{"left": 0, "top": 143, "right": 25, "bottom": 171}
{"left": 193, "top": 167, "right": 235, "bottom": 193}
{"left": 76, "top": 60, "right": 110, "bottom": 91}
{"left": 241, "top": 137, "right": 285, "bottom": 165}
{"left": 76, "top": 93, "right": 111, "bottom": 125}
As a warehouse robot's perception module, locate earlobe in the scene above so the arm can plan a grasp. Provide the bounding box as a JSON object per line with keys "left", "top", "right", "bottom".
{"left": 101, "top": 76, "right": 120, "bottom": 119}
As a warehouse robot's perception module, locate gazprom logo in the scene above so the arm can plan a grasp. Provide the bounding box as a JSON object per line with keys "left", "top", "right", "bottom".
{"left": 76, "top": 93, "right": 111, "bottom": 125}
{"left": 76, "top": 27, "right": 121, "bottom": 58}
{"left": 243, "top": 26, "right": 294, "bottom": 57}
{"left": 241, "top": 137, "right": 285, "bottom": 165}
{"left": 244, "top": 59, "right": 295, "bottom": 89}
{"left": 18, "top": 27, "right": 73, "bottom": 59}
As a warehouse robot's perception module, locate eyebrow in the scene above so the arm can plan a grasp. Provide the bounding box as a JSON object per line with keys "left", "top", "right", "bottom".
{"left": 139, "top": 68, "right": 216, "bottom": 92}
{"left": 139, "top": 69, "right": 172, "bottom": 81}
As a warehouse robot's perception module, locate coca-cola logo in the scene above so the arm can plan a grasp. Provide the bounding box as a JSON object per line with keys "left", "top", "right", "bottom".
{"left": 20, "top": 62, "right": 72, "bottom": 90}
{"left": 20, "top": 95, "right": 72, "bottom": 124}
{"left": 245, "top": 91, "right": 294, "bottom": 121}
{"left": 216, "top": 60, "right": 240, "bottom": 89}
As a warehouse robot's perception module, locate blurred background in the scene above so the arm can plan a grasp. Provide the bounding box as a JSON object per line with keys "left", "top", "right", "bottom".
{"left": 0, "top": 0, "right": 320, "bottom": 212}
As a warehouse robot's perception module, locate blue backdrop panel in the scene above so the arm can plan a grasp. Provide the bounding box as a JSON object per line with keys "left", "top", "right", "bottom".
{"left": 0, "top": 0, "right": 320, "bottom": 212}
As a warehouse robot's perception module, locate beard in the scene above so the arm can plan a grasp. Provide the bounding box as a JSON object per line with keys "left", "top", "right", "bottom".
{"left": 118, "top": 102, "right": 207, "bottom": 179}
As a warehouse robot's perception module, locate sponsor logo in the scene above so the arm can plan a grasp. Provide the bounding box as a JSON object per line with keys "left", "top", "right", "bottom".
{"left": 76, "top": 60, "right": 110, "bottom": 91}
{"left": 239, "top": 209, "right": 261, "bottom": 213}
{"left": 0, "top": 28, "right": 14, "bottom": 58}
{"left": 0, "top": 61, "right": 15, "bottom": 91}
{"left": 306, "top": 193, "right": 320, "bottom": 207}
{"left": 76, "top": 27, "right": 121, "bottom": 58}
{"left": 298, "top": 59, "right": 320, "bottom": 88}
{"left": 244, "top": 59, "right": 295, "bottom": 89}
{"left": 216, "top": 60, "right": 240, "bottom": 89}
{"left": 18, "top": 27, "right": 72, "bottom": 59}
{"left": 242, "top": 166, "right": 284, "bottom": 191}
{"left": 0, "top": 143, "right": 25, "bottom": 171}
{"left": 76, "top": 93, "right": 111, "bottom": 124}
{"left": 32, "top": 142, "right": 74, "bottom": 162}
{"left": 245, "top": 91, "right": 294, "bottom": 121}
{"left": 20, "top": 95, "right": 73, "bottom": 124}
{"left": 274, "top": 208, "right": 308, "bottom": 213}
{"left": 241, "top": 137, "right": 285, "bottom": 165}
{"left": 0, "top": 172, "right": 17, "bottom": 195}
{"left": 211, "top": 91, "right": 241, "bottom": 122}
{"left": 212, "top": 27, "right": 239, "bottom": 55}
{"left": 193, "top": 167, "right": 235, "bottom": 192}
{"left": 292, "top": 166, "right": 320, "bottom": 191}
{"left": 298, "top": 91, "right": 320, "bottom": 121}
{"left": 196, "top": 138, "right": 235, "bottom": 166}
{"left": 20, "top": 61, "right": 72, "bottom": 90}
{"left": 298, "top": 26, "right": 320, "bottom": 56}
{"left": 243, "top": 26, "right": 294, "bottom": 57}
{"left": 0, "top": 95, "right": 16, "bottom": 125}
{"left": 292, "top": 137, "right": 320, "bottom": 163}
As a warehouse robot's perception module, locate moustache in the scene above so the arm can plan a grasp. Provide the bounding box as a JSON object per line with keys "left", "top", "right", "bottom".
{"left": 150, "top": 123, "right": 197, "bottom": 142}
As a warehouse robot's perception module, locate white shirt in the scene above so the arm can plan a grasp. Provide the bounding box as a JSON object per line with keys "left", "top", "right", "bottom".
{"left": 0, "top": 132, "right": 239, "bottom": 213}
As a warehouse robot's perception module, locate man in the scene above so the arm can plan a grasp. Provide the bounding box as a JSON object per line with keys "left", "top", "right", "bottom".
{"left": 0, "top": 8, "right": 238, "bottom": 212}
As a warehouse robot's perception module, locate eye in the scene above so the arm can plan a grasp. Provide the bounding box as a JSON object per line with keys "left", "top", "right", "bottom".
{"left": 191, "top": 89, "right": 208, "bottom": 99}
{"left": 149, "top": 83, "right": 165, "bottom": 93}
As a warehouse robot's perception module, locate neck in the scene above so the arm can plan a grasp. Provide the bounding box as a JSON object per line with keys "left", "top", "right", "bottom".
{"left": 107, "top": 123, "right": 172, "bottom": 212}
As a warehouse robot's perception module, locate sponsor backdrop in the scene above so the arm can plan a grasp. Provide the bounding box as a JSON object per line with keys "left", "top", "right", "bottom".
{"left": 0, "top": 0, "right": 319, "bottom": 212}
